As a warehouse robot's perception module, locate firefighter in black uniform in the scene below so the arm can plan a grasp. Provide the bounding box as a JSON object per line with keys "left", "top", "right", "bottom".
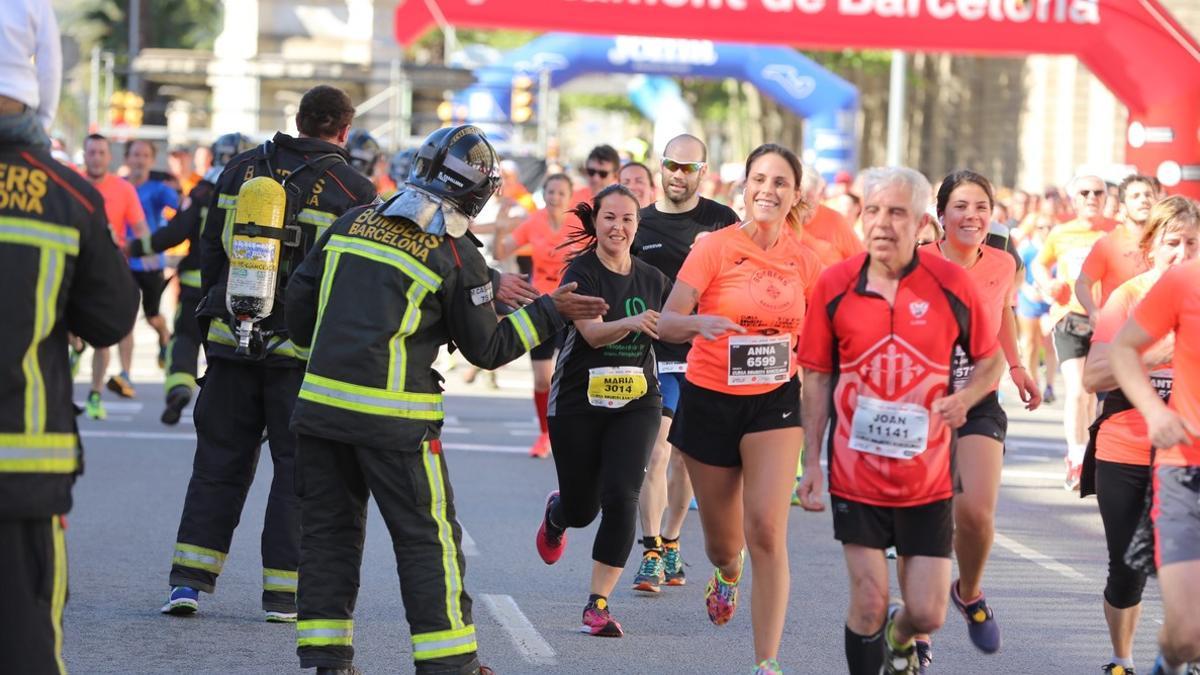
{"left": 284, "top": 125, "right": 608, "bottom": 674}
{"left": 0, "top": 106, "right": 140, "bottom": 673}
{"left": 160, "top": 85, "right": 377, "bottom": 620}
{"left": 126, "top": 132, "right": 253, "bottom": 425}
{"left": 345, "top": 128, "right": 381, "bottom": 177}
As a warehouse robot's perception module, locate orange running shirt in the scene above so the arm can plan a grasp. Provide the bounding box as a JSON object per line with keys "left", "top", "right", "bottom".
{"left": 805, "top": 204, "right": 864, "bottom": 262}
{"left": 90, "top": 173, "right": 145, "bottom": 247}
{"left": 921, "top": 243, "right": 1016, "bottom": 392}
{"left": 1093, "top": 270, "right": 1170, "bottom": 466}
{"left": 1035, "top": 217, "right": 1115, "bottom": 322}
{"left": 676, "top": 224, "right": 822, "bottom": 396}
{"left": 801, "top": 235, "right": 841, "bottom": 268}
{"left": 511, "top": 209, "right": 583, "bottom": 295}
{"left": 1130, "top": 260, "right": 1200, "bottom": 467}
{"left": 1080, "top": 225, "right": 1149, "bottom": 308}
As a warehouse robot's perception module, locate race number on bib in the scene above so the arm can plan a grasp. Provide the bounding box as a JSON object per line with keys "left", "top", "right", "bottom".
{"left": 657, "top": 361, "right": 687, "bottom": 374}
{"left": 849, "top": 396, "right": 930, "bottom": 460}
{"left": 587, "top": 367, "right": 649, "bottom": 409}
{"left": 727, "top": 335, "right": 791, "bottom": 386}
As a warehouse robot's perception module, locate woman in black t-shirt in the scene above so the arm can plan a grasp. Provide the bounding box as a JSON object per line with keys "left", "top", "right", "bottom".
{"left": 534, "top": 184, "right": 669, "bottom": 638}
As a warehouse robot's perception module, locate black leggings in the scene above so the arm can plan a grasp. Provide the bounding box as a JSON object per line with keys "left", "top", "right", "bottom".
{"left": 547, "top": 407, "right": 660, "bottom": 568}
{"left": 1096, "top": 459, "right": 1152, "bottom": 609}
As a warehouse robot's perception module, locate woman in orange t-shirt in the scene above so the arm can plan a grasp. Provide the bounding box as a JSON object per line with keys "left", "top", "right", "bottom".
{"left": 1081, "top": 195, "right": 1200, "bottom": 674}
{"left": 495, "top": 173, "right": 581, "bottom": 458}
{"left": 907, "top": 170, "right": 1042, "bottom": 663}
{"left": 658, "top": 144, "right": 821, "bottom": 674}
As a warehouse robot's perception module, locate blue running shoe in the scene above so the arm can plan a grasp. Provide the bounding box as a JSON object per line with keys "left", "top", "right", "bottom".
{"left": 161, "top": 586, "right": 199, "bottom": 615}
{"left": 950, "top": 579, "right": 1001, "bottom": 654}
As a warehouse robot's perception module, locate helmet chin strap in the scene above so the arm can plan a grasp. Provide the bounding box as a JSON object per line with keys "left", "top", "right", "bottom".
{"left": 380, "top": 186, "right": 472, "bottom": 238}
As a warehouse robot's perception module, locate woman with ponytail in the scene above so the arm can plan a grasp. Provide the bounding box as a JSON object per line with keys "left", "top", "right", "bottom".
{"left": 533, "top": 184, "right": 671, "bottom": 638}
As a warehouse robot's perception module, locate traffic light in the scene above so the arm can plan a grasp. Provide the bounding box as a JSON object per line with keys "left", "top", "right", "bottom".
{"left": 510, "top": 74, "right": 535, "bottom": 125}
{"left": 109, "top": 91, "right": 144, "bottom": 128}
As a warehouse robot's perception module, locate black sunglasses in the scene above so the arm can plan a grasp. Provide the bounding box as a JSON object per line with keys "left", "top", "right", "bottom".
{"left": 1078, "top": 189, "right": 1105, "bottom": 198}
{"left": 586, "top": 167, "right": 610, "bottom": 178}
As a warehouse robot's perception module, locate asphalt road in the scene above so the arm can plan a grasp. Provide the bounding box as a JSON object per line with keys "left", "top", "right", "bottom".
{"left": 60, "top": 326, "right": 1162, "bottom": 674}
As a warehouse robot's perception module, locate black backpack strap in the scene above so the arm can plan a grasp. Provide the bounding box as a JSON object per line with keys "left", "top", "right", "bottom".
{"left": 279, "top": 152, "right": 346, "bottom": 248}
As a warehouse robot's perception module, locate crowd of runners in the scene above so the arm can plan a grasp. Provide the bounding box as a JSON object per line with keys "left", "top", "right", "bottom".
{"left": 3, "top": 7, "right": 1200, "bottom": 673}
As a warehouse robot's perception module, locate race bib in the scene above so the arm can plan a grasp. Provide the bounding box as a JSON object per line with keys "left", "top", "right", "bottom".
{"left": 950, "top": 345, "right": 972, "bottom": 392}
{"left": 849, "top": 395, "right": 930, "bottom": 460}
{"left": 1150, "top": 368, "right": 1174, "bottom": 402}
{"left": 657, "top": 361, "right": 687, "bottom": 374}
{"left": 587, "top": 367, "right": 649, "bottom": 409}
{"left": 727, "top": 335, "right": 791, "bottom": 385}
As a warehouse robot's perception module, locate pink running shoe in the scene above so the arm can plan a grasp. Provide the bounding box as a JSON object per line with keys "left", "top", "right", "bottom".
{"left": 535, "top": 491, "right": 566, "bottom": 565}
{"left": 580, "top": 598, "right": 623, "bottom": 637}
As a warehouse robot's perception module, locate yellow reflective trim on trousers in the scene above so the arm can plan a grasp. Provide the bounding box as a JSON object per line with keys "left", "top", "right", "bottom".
{"left": 296, "top": 619, "right": 353, "bottom": 647}
{"left": 206, "top": 318, "right": 306, "bottom": 360}
{"left": 326, "top": 235, "right": 442, "bottom": 293}
{"left": 0, "top": 433, "right": 78, "bottom": 474}
{"left": 506, "top": 307, "right": 539, "bottom": 351}
{"left": 23, "top": 248, "right": 62, "bottom": 433}
{"left": 51, "top": 516, "right": 67, "bottom": 675}
{"left": 164, "top": 372, "right": 197, "bottom": 394}
{"left": 173, "top": 542, "right": 226, "bottom": 573}
{"left": 298, "top": 374, "right": 444, "bottom": 420}
{"left": 423, "top": 444, "right": 465, "bottom": 631}
{"left": 263, "top": 568, "right": 298, "bottom": 593}
{"left": 412, "top": 625, "right": 477, "bottom": 661}
{"left": 179, "top": 269, "right": 202, "bottom": 288}
{"left": 0, "top": 216, "right": 81, "bottom": 255}
{"left": 388, "top": 284, "right": 428, "bottom": 391}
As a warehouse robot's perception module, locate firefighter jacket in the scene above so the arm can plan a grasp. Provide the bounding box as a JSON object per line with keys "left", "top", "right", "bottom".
{"left": 285, "top": 203, "right": 565, "bottom": 451}
{"left": 0, "top": 144, "right": 139, "bottom": 519}
{"left": 198, "top": 133, "right": 376, "bottom": 367}
{"left": 127, "top": 176, "right": 215, "bottom": 293}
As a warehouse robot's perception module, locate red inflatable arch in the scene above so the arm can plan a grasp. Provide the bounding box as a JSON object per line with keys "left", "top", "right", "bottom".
{"left": 395, "top": 0, "right": 1200, "bottom": 197}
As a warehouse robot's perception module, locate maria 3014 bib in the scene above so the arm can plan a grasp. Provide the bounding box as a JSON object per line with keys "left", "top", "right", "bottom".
{"left": 587, "top": 367, "right": 649, "bottom": 408}
{"left": 849, "top": 395, "right": 930, "bottom": 460}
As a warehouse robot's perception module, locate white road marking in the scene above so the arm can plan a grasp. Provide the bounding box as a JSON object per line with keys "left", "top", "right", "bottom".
{"left": 444, "top": 442, "right": 528, "bottom": 454}
{"left": 1009, "top": 438, "right": 1067, "bottom": 453}
{"left": 1000, "top": 468, "right": 1064, "bottom": 482}
{"left": 481, "top": 594, "right": 556, "bottom": 666}
{"left": 993, "top": 532, "right": 1091, "bottom": 582}
{"left": 75, "top": 401, "right": 144, "bottom": 413}
{"left": 457, "top": 521, "right": 479, "bottom": 557}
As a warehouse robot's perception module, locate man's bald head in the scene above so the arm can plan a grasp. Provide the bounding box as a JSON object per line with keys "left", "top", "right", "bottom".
{"left": 663, "top": 134, "right": 707, "bottom": 162}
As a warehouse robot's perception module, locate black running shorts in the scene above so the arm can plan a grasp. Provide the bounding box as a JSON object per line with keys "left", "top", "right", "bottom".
{"left": 831, "top": 496, "right": 953, "bottom": 558}
{"left": 668, "top": 376, "right": 800, "bottom": 468}
{"left": 959, "top": 391, "right": 1008, "bottom": 443}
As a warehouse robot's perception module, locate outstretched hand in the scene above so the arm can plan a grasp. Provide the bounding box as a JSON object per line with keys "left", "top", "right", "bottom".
{"left": 550, "top": 282, "right": 609, "bottom": 321}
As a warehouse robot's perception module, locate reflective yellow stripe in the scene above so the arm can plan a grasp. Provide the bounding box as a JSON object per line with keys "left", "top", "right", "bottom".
{"left": 263, "top": 568, "right": 298, "bottom": 593}
{"left": 51, "top": 516, "right": 67, "bottom": 675}
{"left": 0, "top": 433, "right": 77, "bottom": 473}
{"left": 206, "top": 318, "right": 237, "bottom": 347}
{"left": 423, "top": 444, "right": 465, "bottom": 631}
{"left": 298, "top": 209, "right": 335, "bottom": 239}
{"left": 308, "top": 250, "right": 341, "bottom": 355}
{"left": 296, "top": 619, "right": 353, "bottom": 647}
{"left": 0, "top": 216, "right": 80, "bottom": 255}
{"left": 217, "top": 194, "right": 237, "bottom": 209}
{"left": 220, "top": 194, "right": 237, "bottom": 256}
{"left": 164, "top": 372, "right": 197, "bottom": 394}
{"left": 179, "top": 269, "right": 202, "bottom": 288}
{"left": 172, "top": 543, "right": 226, "bottom": 573}
{"left": 298, "top": 374, "right": 444, "bottom": 420}
{"left": 388, "top": 284, "right": 428, "bottom": 391}
{"left": 506, "top": 307, "right": 540, "bottom": 351}
{"left": 23, "top": 248, "right": 63, "bottom": 433}
{"left": 326, "top": 235, "right": 442, "bottom": 292}
{"left": 412, "top": 625, "right": 476, "bottom": 661}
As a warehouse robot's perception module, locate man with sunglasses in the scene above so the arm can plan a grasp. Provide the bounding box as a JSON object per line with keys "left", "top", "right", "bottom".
{"left": 630, "top": 134, "right": 739, "bottom": 593}
{"left": 576, "top": 144, "right": 620, "bottom": 203}
{"left": 1032, "top": 174, "right": 1117, "bottom": 489}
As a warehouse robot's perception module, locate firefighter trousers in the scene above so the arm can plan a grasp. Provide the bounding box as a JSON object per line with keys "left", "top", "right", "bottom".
{"left": 163, "top": 285, "right": 203, "bottom": 397}
{"left": 0, "top": 517, "right": 68, "bottom": 675}
{"left": 169, "top": 358, "right": 302, "bottom": 612}
{"left": 295, "top": 435, "right": 480, "bottom": 674}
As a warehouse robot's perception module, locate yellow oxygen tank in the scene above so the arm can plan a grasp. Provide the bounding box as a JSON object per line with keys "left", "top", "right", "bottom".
{"left": 226, "top": 176, "right": 287, "bottom": 354}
